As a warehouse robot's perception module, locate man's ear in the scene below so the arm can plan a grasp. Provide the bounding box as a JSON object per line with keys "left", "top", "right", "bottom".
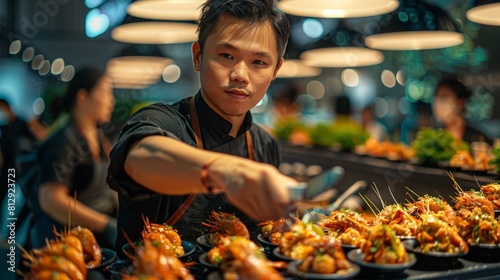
{"left": 192, "top": 41, "right": 202, "bottom": 72}
{"left": 272, "top": 58, "right": 284, "bottom": 80}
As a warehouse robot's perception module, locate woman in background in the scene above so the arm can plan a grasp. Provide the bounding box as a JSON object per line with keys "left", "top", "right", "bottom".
{"left": 31, "top": 68, "right": 118, "bottom": 249}
{"left": 432, "top": 77, "right": 490, "bottom": 144}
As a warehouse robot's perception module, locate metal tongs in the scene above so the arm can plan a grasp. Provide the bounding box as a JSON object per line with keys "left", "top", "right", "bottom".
{"left": 288, "top": 166, "right": 345, "bottom": 202}
{"left": 302, "top": 180, "right": 367, "bottom": 223}
{"left": 287, "top": 166, "right": 367, "bottom": 225}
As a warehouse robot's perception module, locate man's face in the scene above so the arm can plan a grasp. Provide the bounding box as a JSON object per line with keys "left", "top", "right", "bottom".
{"left": 192, "top": 15, "right": 283, "bottom": 120}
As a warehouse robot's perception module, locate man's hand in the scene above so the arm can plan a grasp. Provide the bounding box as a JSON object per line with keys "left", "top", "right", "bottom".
{"left": 208, "top": 158, "right": 297, "bottom": 221}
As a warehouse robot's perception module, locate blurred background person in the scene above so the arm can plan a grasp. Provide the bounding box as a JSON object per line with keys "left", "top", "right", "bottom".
{"left": 30, "top": 67, "right": 118, "bottom": 249}
{"left": 0, "top": 97, "right": 46, "bottom": 243}
{"left": 432, "top": 77, "right": 491, "bottom": 144}
{"left": 361, "top": 105, "right": 388, "bottom": 142}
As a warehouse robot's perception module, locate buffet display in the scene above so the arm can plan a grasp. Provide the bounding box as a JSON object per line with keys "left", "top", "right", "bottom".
{"left": 21, "top": 226, "right": 116, "bottom": 280}
{"left": 21, "top": 182, "right": 500, "bottom": 280}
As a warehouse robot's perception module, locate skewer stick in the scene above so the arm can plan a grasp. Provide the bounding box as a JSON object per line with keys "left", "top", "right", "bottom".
{"left": 371, "top": 183, "right": 386, "bottom": 209}
{"left": 388, "top": 186, "right": 399, "bottom": 205}
{"left": 359, "top": 193, "right": 379, "bottom": 216}
{"left": 405, "top": 186, "right": 420, "bottom": 198}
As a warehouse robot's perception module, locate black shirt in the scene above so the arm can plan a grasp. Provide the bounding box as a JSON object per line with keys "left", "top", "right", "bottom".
{"left": 31, "top": 122, "right": 116, "bottom": 248}
{"left": 107, "top": 93, "right": 281, "bottom": 253}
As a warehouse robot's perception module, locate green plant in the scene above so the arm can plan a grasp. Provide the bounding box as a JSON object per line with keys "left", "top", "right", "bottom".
{"left": 309, "top": 123, "right": 336, "bottom": 148}
{"left": 330, "top": 121, "right": 369, "bottom": 151}
{"left": 489, "top": 146, "right": 500, "bottom": 172}
{"left": 272, "top": 117, "right": 307, "bottom": 141}
{"left": 411, "top": 128, "right": 469, "bottom": 165}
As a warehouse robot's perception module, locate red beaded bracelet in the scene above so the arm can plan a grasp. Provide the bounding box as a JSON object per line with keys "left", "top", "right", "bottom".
{"left": 200, "top": 156, "right": 222, "bottom": 194}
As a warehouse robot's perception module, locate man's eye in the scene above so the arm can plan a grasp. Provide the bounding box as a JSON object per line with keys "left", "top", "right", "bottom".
{"left": 253, "top": 60, "right": 266, "bottom": 65}
{"left": 221, "top": 53, "right": 233, "bottom": 59}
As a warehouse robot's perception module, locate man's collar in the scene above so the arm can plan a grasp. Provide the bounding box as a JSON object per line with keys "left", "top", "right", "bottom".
{"left": 194, "top": 92, "right": 253, "bottom": 137}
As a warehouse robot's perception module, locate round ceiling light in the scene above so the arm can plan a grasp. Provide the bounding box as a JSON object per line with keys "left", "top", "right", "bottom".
{"left": 127, "top": 0, "right": 203, "bottom": 20}
{"left": 300, "top": 47, "right": 384, "bottom": 68}
{"left": 276, "top": 59, "right": 322, "bottom": 78}
{"left": 106, "top": 56, "right": 174, "bottom": 88}
{"left": 112, "top": 22, "right": 198, "bottom": 44}
{"left": 466, "top": 3, "right": 500, "bottom": 26}
{"left": 277, "top": 0, "right": 399, "bottom": 18}
{"left": 365, "top": 31, "right": 464, "bottom": 50}
{"left": 364, "top": 1, "right": 464, "bottom": 50}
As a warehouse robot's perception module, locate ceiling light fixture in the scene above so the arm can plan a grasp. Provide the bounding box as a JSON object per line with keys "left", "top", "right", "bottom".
{"left": 364, "top": 0, "right": 464, "bottom": 50}
{"left": 276, "top": 59, "right": 322, "bottom": 78}
{"left": 297, "top": 26, "right": 384, "bottom": 68}
{"left": 111, "top": 22, "right": 198, "bottom": 44}
{"left": 301, "top": 47, "right": 384, "bottom": 68}
{"left": 106, "top": 43, "right": 174, "bottom": 89}
{"left": 127, "top": 0, "right": 203, "bottom": 20}
{"left": 277, "top": 0, "right": 399, "bottom": 18}
{"left": 466, "top": 0, "right": 500, "bottom": 26}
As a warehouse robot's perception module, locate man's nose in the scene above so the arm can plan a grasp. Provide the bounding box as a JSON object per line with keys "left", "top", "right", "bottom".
{"left": 229, "top": 61, "right": 250, "bottom": 84}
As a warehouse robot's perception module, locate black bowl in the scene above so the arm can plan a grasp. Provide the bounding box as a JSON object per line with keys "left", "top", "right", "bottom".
{"left": 347, "top": 249, "right": 415, "bottom": 277}
{"left": 257, "top": 233, "right": 278, "bottom": 249}
{"left": 89, "top": 248, "right": 117, "bottom": 271}
{"left": 287, "top": 260, "right": 360, "bottom": 280}
{"left": 397, "top": 235, "right": 417, "bottom": 241}
{"left": 272, "top": 247, "right": 296, "bottom": 262}
{"left": 198, "top": 252, "right": 220, "bottom": 270}
{"left": 402, "top": 239, "right": 465, "bottom": 269}
{"left": 196, "top": 234, "right": 214, "bottom": 252}
{"left": 341, "top": 244, "right": 357, "bottom": 255}
{"left": 463, "top": 243, "right": 500, "bottom": 263}
{"left": 121, "top": 240, "right": 195, "bottom": 260}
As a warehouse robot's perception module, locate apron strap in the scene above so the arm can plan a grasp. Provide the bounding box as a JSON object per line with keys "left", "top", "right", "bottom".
{"left": 166, "top": 97, "right": 255, "bottom": 226}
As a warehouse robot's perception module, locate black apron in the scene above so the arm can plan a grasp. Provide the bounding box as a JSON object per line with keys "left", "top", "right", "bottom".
{"left": 173, "top": 98, "right": 259, "bottom": 244}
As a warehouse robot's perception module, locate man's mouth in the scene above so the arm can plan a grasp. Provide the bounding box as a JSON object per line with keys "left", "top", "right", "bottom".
{"left": 226, "top": 89, "right": 249, "bottom": 99}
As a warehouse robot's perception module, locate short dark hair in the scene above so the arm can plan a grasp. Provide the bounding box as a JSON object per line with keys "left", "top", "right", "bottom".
{"left": 197, "top": 0, "right": 290, "bottom": 61}
{"left": 64, "top": 67, "right": 105, "bottom": 112}
{"left": 436, "top": 77, "right": 471, "bottom": 100}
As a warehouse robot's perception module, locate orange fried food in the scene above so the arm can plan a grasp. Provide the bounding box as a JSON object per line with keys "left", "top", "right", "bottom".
{"left": 126, "top": 239, "right": 194, "bottom": 280}
{"left": 207, "top": 236, "right": 284, "bottom": 280}
{"left": 417, "top": 212, "right": 468, "bottom": 254}
{"left": 482, "top": 183, "right": 500, "bottom": 210}
{"left": 457, "top": 207, "right": 500, "bottom": 245}
{"left": 258, "top": 217, "right": 286, "bottom": 245}
{"left": 360, "top": 224, "right": 409, "bottom": 264}
{"left": 406, "top": 194, "right": 457, "bottom": 226}
{"left": 23, "top": 226, "right": 102, "bottom": 280}
{"left": 142, "top": 217, "right": 184, "bottom": 257}
{"left": 202, "top": 211, "right": 250, "bottom": 245}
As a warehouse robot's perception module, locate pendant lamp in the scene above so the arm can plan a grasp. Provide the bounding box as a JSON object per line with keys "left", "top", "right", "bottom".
{"left": 111, "top": 21, "right": 198, "bottom": 44}
{"left": 466, "top": 0, "right": 500, "bottom": 26}
{"left": 106, "top": 45, "right": 173, "bottom": 89}
{"left": 364, "top": 0, "right": 464, "bottom": 50}
{"left": 127, "top": 0, "right": 203, "bottom": 21}
{"left": 277, "top": 0, "right": 399, "bottom": 18}
{"left": 276, "top": 59, "right": 322, "bottom": 78}
{"left": 299, "top": 26, "right": 384, "bottom": 68}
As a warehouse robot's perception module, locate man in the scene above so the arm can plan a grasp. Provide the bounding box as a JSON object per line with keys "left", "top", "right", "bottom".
{"left": 107, "top": 0, "right": 297, "bottom": 252}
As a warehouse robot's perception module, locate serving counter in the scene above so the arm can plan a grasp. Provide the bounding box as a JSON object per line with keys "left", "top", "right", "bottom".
{"left": 279, "top": 141, "right": 499, "bottom": 208}
{"left": 96, "top": 141, "right": 500, "bottom": 280}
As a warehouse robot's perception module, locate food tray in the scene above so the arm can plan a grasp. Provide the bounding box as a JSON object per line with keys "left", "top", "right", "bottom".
{"left": 359, "top": 258, "right": 500, "bottom": 280}
{"left": 106, "top": 247, "right": 500, "bottom": 280}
